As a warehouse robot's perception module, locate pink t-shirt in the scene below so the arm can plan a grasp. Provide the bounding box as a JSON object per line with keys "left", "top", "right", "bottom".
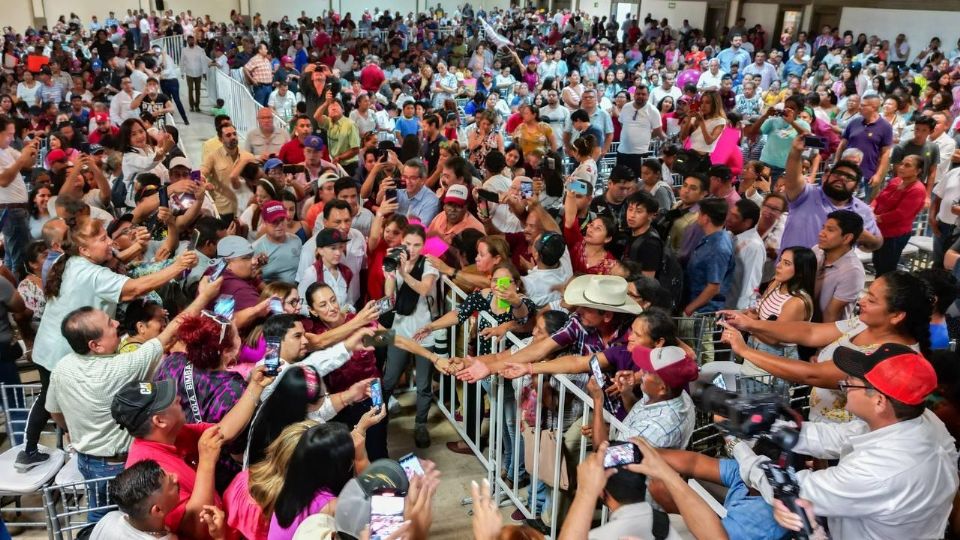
{"left": 223, "top": 470, "right": 269, "bottom": 540}
{"left": 268, "top": 490, "right": 336, "bottom": 540}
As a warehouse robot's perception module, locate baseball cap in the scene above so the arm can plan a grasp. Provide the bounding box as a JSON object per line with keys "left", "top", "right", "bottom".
{"left": 111, "top": 379, "right": 176, "bottom": 433}
{"left": 834, "top": 344, "right": 937, "bottom": 405}
{"left": 46, "top": 149, "right": 69, "bottom": 164}
{"left": 316, "top": 228, "right": 348, "bottom": 248}
{"left": 94, "top": 112, "right": 110, "bottom": 123}
{"left": 317, "top": 171, "right": 339, "bottom": 187}
{"left": 304, "top": 135, "right": 325, "bottom": 150}
{"left": 443, "top": 184, "right": 469, "bottom": 205}
{"left": 335, "top": 459, "right": 410, "bottom": 538}
{"left": 535, "top": 231, "right": 565, "bottom": 267}
{"left": 263, "top": 157, "right": 284, "bottom": 171}
{"left": 168, "top": 156, "right": 191, "bottom": 170}
{"left": 261, "top": 200, "right": 288, "bottom": 225}
{"left": 217, "top": 235, "right": 254, "bottom": 259}
{"left": 631, "top": 346, "right": 699, "bottom": 390}
{"left": 88, "top": 144, "right": 107, "bottom": 155}
{"left": 281, "top": 55, "right": 293, "bottom": 64}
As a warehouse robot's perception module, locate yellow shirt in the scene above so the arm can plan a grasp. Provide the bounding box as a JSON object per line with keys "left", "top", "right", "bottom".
{"left": 317, "top": 116, "right": 360, "bottom": 165}
{"left": 201, "top": 146, "right": 253, "bottom": 215}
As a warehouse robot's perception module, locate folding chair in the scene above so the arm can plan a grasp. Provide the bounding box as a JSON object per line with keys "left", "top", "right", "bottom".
{"left": 0, "top": 384, "right": 67, "bottom": 530}
{"left": 43, "top": 476, "right": 118, "bottom": 540}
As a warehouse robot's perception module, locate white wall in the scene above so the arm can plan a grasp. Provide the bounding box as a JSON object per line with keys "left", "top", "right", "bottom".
{"left": 636, "top": 0, "right": 707, "bottom": 33}
{"left": 41, "top": 0, "right": 141, "bottom": 27}
{"left": 581, "top": 0, "right": 614, "bottom": 20}
{"left": 839, "top": 8, "right": 960, "bottom": 54}
{"left": 740, "top": 3, "right": 777, "bottom": 49}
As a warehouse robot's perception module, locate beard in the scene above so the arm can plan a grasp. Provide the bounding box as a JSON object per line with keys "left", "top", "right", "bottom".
{"left": 821, "top": 180, "right": 853, "bottom": 201}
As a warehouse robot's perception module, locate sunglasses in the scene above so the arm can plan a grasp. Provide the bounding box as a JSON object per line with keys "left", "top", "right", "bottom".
{"left": 200, "top": 310, "right": 230, "bottom": 344}
{"left": 828, "top": 169, "right": 859, "bottom": 183}
{"left": 838, "top": 380, "right": 873, "bottom": 393}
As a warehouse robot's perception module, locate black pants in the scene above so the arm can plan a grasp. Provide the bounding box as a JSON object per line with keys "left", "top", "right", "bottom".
{"left": 871, "top": 233, "right": 912, "bottom": 277}
{"left": 24, "top": 365, "right": 51, "bottom": 454}
{"left": 332, "top": 401, "right": 389, "bottom": 461}
{"left": 186, "top": 76, "right": 202, "bottom": 110}
{"left": 440, "top": 375, "right": 484, "bottom": 443}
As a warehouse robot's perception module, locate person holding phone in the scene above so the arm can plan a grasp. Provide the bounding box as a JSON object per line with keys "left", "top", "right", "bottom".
{"left": 562, "top": 187, "right": 618, "bottom": 275}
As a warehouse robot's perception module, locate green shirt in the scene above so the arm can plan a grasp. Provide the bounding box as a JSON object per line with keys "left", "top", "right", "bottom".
{"left": 319, "top": 116, "right": 360, "bottom": 165}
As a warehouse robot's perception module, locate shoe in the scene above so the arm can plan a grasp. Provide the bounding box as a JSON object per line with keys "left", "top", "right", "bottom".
{"left": 414, "top": 425, "right": 431, "bottom": 448}
{"left": 15, "top": 450, "right": 50, "bottom": 473}
{"left": 388, "top": 395, "right": 401, "bottom": 415}
{"left": 510, "top": 509, "right": 526, "bottom": 522}
{"left": 446, "top": 440, "right": 472, "bottom": 455}
{"left": 524, "top": 517, "right": 551, "bottom": 534}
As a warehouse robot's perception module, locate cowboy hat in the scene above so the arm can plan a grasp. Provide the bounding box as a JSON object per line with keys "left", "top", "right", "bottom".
{"left": 563, "top": 275, "right": 642, "bottom": 315}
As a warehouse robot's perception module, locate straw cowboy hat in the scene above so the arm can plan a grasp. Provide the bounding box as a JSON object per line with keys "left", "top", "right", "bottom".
{"left": 563, "top": 275, "right": 643, "bottom": 315}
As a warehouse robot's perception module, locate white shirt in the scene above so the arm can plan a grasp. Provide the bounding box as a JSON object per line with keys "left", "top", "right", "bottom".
{"left": 349, "top": 109, "right": 377, "bottom": 136}
{"left": 110, "top": 90, "right": 141, "bottom": 125}
{"left": 728, "top": 228, "right": 765, "bottom": 310}
{"left": 933, "top": 167, "right": 960, "bottom": 224}
{"left": 180, "top": 45, "right": 210, "bottom": 78}
{"left": 483, "top": 174, "right": 523, "bottom": 233}
{"left": 588, "top": 502, "right": 681, "bottom": 540}
{"left": 296, "top": 227, "right": 367, "bottom": 290}
{"left": 933, "top": 133, "right": 957, "bottom": 184}
{"left": 734, "top": 409, "right": 958, "bottom": 540}
{"left": 618, "top": 100, "right": 662, "bottom": 155}
{"left": 521, "top": 265, "right": 572, "bottom": 308}
{"left": 90, "top": 510, "right": 176, "bottom": 540}
{"left": 696, "top": 69, "right": 725, "bottom": 91}
{"left": 0, "top": 146, "right": 28, "bottom": 204}
{"left": 650, "top": 84, "right": 682, "bottom": 106}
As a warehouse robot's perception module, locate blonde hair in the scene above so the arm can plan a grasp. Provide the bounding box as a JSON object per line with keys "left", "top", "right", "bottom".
{"left": 248, "top": 420, "right": 318, "bottom": 517}
{"left": 699, "top": 90, "right": 727, "bottom": 120}
{"left": 244, "top": 281, "right": 298, "bottom": 347}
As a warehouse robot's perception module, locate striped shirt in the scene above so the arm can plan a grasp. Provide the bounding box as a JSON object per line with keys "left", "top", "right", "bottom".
{"left": 245, "top": 54, "right": 273, "bottom": 84}
{"left": 757, "top": 287, "right": 792, "bottom": 321}
{"left": 621, "top": 392, "right": 695, "bottom": 449}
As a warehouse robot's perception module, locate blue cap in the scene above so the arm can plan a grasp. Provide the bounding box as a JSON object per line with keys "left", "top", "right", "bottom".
{"left": 92, "top": 59, "right": 102, "bottom": 70}
{"left": 263, "top": 157, "right": 283, "bottom": 171}
{"left": 304, "top": 135, "right": 324, "bottom": 150}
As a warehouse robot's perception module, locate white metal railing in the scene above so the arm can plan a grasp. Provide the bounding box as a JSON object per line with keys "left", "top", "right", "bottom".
{"left": 433, "top": 277, "right": 627, "bottom": 537}
{"left": 151, "top": 34, "right": 288, "bottom": 141}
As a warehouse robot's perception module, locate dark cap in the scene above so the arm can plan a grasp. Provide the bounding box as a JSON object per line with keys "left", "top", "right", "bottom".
{"left": 535, "top": 232, "right": 565, "bottom": 266}
{"left": 111, "top": 379, "right": 177, "bottom": 433}
{"left": 316, "top": 227, "right": 347, "bottom": 248}
{"left": 834, "top": 344, "right": 937, "bottom": 405}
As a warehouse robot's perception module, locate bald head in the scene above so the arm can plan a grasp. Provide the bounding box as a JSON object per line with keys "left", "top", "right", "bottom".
{"left": 42, "top": 218, "right": 68, "bottom": 249}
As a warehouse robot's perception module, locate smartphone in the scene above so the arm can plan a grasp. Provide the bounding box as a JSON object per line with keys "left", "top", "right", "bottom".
{"left": 399, "top": 452, "right": 425, "bottom": 479}
{"left": 209, "top": 258, "right": 228, "bottom": 281}
{"left": 590, "top": 354, "right": 623, "bottom": 415}
{"left": 803, "top": 135, "right": 826, "bottom": 149}
{"left": 477, "top": 188, "right": 500, "bottom": 203}
{"left": 495, "top": 276, "right": 511, "bottom": 310}
{"left": 263, "top": 336, "right": 281, "bottom": 376}
{"left": 189, "top": 169, "right": 202, "bottom": 182}
{"left": 385, "top": 188, "right": 398, "bottom": 201}
{"left": 213, "top": 294, "right": 236, "bottom": 320}
{"left": 396, "top": 178, "right": 407, "bottom": 190}
{"left": 374, "top": 296, "right": 394, "bottom": 315}
{"left": 603, "top": 441, "right": 642, "bottom": 468}
{"left": 187, "top": 230, "right": 200, "bottom": 252}
{"left": 370, "top": 378, "right": 384, "bottom": 412}
{"left": 546, "top": 157, "right": 556, "bottom": 170}
{"left": 269, "top": 296, "right": 284, "bottom": 315}
{"left": 520, "top": 179, "right": 533, "bottom": 199}
{"left": 568, "top": 179, "right": 589, "bottom": 195}
{"left": 158, "top": 185, "right": 169, "bottom": 208}
{"left": 370, "top": 494, "right": 405, "bottom": 540}
{"left": 589, "top": 354, "right": 606, "bottom": 390}
{"left": 282, "top": 164, "right": 305, "bottom": 174}
{"left": 363, "top": 329, "right": 396, "bottom": 348}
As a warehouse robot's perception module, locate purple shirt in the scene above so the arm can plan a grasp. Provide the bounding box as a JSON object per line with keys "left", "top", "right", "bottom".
{"left": 550, "top": 313, "right": 630, "bottom": 354}
{"left": 780, "top": 183, "right": 880, "bottom": 253}
{"left": 207, "top": 269, "right": 261, "bottom": 311}
{"left": 841, "top": 116, "right": 893, "bottom": 180}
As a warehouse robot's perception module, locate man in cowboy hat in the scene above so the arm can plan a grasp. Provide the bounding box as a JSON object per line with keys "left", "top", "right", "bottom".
{"left": 456, "top": 274, "right": 641, "bottom": 381}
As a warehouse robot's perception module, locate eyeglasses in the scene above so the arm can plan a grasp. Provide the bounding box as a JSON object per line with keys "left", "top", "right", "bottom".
{"left": 828, "top": 169, "right": 859, "bottom": 183}
{"left": 838, "top": 380, "right": 873, "bottom": 393}
{"left": 761, "top": 204, "right": 785, "bottom": 213}
{"left": 286, "top": 298, "right": 303, "bottom": 307}
{"left": 200, "top": 310, "right": 230, "bottom": 344}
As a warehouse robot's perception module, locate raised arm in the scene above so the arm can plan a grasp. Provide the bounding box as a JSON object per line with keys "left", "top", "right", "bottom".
{"left": 120, "top": 251, "right": 197, "bottom": 301}
{"left": 782, "top": 134, "right": 809, "bottom": 202}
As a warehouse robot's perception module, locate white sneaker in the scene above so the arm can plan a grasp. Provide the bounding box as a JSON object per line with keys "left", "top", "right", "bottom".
{"left": 388, "top": 395, "right": 401, "bottom": 414}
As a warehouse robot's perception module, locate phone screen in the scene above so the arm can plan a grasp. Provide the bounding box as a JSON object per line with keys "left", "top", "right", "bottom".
{"left": 213, "top": 295, "right": 235, "bottom": 320}
{"left": 189, "top": 170, "right": 202, "bottom": 182}
{"left": 370, "top": 379, "right": 383, "bottom": 410}
{"left": 520, "top": 180, "right": 533, "bottom": 199}
{"left": 269, "top": 297, "right": 284, "bottom": 315}
{"left": 568, "top": 180, "right": 589, "bottom": 195}
{"left": 209, "top": 258, "right": 228, "bottom": 281}
{"left": 264, "top": 337, "right": 281, "bottom": 376}
{"left": 375, "top": 296, "right": 394, "bottom": 315}
{"left": 603, "top": 442, "right": 640, "bottom": 468}
{"left": 399, "top": 453, "right": 425, "bottom": 479}
{"left": 589, "top": 355, "right": 605, "bottom": 389}
{"left": 158, "top": 185, "right": 169, "bottom": 208}
{"left": 187, "top": 230, "right": 200, "bottom": 252}
{"left": 370, "top": 495, "right": 405, "bottom": 540}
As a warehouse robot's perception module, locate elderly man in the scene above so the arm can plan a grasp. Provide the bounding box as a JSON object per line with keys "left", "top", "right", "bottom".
{"left": 211, "top": 235, "right": 272, "bottom": 330}
{"left": 200, "top": 123, "right": 255, "bottom": 221}
{"left": 834, "top": 95, "right": 893, "bottom": 199}
{"left": 563, "top": 88, "right": 614, "bottom": 155}
{"left": 245, "top": 107, "right": 290, "bottom": 159}
{"left": 109, "top": 76, "right": 141, "bottom": 126}
{"left": 244, "top": 42, "right": 274, "bottom": 106}
{"left": 45, "top": 281, "right": 219, "bottom": 522}
{"left": 696, "top": 59, "right": 725, "bottom": 91}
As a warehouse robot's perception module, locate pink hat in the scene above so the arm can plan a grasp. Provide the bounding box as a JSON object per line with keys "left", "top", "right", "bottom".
{"left": 281, "top": 55, "right": 294, "bottom": 64}
{"left": 631, "top": 346, "right": 699, "bottom": 390}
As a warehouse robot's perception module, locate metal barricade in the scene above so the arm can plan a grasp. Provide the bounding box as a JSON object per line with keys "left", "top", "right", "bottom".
{"left": 43, "top": 476, "right": 118, "bottom": 540}
{"left": 150, "top": 35, "right": 185, "bottom": 66}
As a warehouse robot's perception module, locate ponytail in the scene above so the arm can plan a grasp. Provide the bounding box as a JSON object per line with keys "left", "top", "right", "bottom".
{"left": 45, "top": 216, "right": 103, "bottom": 299}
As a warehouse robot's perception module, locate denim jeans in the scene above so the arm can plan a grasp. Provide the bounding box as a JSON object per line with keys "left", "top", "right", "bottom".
{"left": 1, "top": 208, "right": 29, "bottom": 280}
{"left": 160, "top": 78, "right": 188, "bottom": 123}
{"left": 871, "top": 233, "right": 912, "bottom": 276}
{"left": 77, "top": 453, "right": 125, "bottom": 523}
{"left": 252, "top": 84, "right": 272, "bottom": 106}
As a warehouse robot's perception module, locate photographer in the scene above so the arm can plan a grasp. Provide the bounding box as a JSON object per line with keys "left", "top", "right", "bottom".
{"left": 559, "top": 438, "right": 728, "bottom": 540}
{"left": 734, "top": 344, "right": 958, "bottom": 539}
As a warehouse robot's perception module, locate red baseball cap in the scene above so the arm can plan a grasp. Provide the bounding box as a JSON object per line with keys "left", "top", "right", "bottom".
{"left": 834, "top": 344, "right": 937, "bottom": 405}
{"left": 94, "top": 112, "right": 110, "bottom": 123}
{"left": 46, "top": 149, "right": 68, "bottom": 163}
{"left": 260, "top": 200, "right": 288, "bottom": 225}
{"left": 631, "top": 345, "right": 699, "bottom": 390}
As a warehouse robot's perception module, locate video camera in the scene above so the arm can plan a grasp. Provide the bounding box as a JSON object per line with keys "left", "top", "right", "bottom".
{"left": 691, "top": 382, "right": 814, "bottom": 539}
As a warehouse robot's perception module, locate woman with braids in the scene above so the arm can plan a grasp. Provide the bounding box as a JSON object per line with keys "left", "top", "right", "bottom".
{"left": 719, "top": 271, "right": 932, "bottom": 423}
{"left": 17, "top": 217, "right": 197, "bottom": 472}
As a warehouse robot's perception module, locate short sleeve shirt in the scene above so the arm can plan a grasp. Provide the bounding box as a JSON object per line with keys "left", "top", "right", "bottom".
{"left": 0, "top": 146, "right": 28, "bottom": 204}
{"left": 812, "top": 246, "right": 865, "bottom": 320}
{"left": 841, "top": 117, "right": 894, "bottom": 179}
{"left": 252, "top": 234, "right": 302, "bottom": 283}
{"left": 780, "top": 183, "right": 880, "bottom": 255}
{"left": 759, "top": 117, "right": 810, "bottom": 169}
{"left": 685, "top": 231, "right": 736, "bottom": 313}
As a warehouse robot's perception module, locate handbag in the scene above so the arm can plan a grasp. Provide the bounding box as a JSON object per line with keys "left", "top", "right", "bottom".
{"left": 521, "top": 426, "right": 573, "bottom": 491}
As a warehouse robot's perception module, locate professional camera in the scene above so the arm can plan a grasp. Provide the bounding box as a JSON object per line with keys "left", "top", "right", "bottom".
{"left": 692, "top": 382, "right": 814, "bottom": 539}
{"left": 383, "top": 246, "right": 410, "bottom": 273}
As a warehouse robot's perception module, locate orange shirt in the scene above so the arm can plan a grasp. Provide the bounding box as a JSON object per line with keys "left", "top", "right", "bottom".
{"left": 427, "top": 210, "right": 485, "bottom": 244}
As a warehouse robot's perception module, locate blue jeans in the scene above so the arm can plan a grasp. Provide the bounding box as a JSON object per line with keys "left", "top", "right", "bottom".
{"left": 253, "top": 84, "right": 272, "bottom": 106}
{"left": 160, "top": 78, "right": 188, "bottom": 123}
{"left": 871, "top": 233, "right": 912, "bottom": 276}
{"left": 1, "top": 208, "right": 29, "bottom": 280}
{"left": 77, "top": 453, "right": 125, "bottom": 523}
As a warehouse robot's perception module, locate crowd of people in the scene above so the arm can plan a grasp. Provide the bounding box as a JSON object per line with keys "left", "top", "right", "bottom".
{"left": 1, "top": 3, "right": 960, "bottom": 539}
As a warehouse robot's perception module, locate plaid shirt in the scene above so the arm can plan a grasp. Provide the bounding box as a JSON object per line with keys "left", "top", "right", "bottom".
{"left": 245, "top": 54, "right": 273, "bottom": 84}
{"left": 621, "top": 392, "right": 696, "bottom": 449}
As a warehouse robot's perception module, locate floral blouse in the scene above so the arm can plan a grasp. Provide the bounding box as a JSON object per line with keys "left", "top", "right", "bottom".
{"left": 17, "top": 277, "right": 44, "bottom": 329}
